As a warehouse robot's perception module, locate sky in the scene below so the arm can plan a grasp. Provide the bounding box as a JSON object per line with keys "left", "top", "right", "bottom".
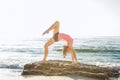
{"left": 0, "top": 0, "right": 120, "bottom": 40}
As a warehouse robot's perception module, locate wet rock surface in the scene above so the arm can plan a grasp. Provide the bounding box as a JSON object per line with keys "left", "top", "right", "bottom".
{"left": 22, "top": 60, "right": 119, "bottom": 79}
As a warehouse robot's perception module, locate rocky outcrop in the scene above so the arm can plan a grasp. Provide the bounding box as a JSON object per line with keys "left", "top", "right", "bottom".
{"left": 22, "top": 60, "right": 119, "bottom": 79}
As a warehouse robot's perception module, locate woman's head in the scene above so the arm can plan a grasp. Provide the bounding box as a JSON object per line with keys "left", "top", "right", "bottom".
{"left": 62, "top": 45, "right": 69, "bottom": 58}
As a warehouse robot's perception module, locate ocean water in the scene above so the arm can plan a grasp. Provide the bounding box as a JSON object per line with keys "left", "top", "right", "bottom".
{"left": 0, "top": 36, "right": 120, "bottom": 79}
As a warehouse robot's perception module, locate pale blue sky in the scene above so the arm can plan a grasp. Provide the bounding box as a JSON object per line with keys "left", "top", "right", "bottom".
{"left": 0, "top": 0, "right": 120, "bottom": 40}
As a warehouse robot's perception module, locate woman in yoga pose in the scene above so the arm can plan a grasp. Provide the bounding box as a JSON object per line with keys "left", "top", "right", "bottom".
{"left": 41, "top": 21, "right": 77, "bottom": 63}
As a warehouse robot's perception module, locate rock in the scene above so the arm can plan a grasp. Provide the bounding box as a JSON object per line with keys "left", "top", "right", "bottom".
{"left": 22, "top": 60, "right": 119, "bottom": 79}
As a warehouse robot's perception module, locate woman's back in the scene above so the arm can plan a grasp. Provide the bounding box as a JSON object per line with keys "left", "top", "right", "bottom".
{"left": 58, "top": 33, "right": 73, "bottom": 44}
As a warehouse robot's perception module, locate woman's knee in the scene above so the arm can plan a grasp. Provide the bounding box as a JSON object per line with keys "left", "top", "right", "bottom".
{"left": 44, "top": 43, "right": 49, "bottom": 49}
{"left": 55, "top": 21, "right": 59, "bottom": 25}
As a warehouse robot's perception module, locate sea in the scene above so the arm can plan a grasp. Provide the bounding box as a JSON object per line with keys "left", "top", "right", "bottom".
{"left": 0, "top": 36, "right": 120, "bottom": 80}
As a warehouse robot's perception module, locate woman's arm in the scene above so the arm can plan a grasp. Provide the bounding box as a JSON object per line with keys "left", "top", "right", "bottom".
{"left": 68, "top": 46, "right": 78, "bottom": 63}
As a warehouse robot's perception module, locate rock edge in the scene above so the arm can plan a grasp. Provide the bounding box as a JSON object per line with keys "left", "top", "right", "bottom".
{"left": 22, "top": 60, "right": 119, "bottom": 79}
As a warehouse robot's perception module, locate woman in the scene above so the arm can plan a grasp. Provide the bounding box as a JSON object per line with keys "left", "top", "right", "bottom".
{"left": 41, "top": 21, "right": 77, "bottom": 63}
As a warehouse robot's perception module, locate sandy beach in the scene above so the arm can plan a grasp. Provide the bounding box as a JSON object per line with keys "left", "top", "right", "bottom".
{"left": 0, "top": 75, "right": 99, "bottom": 80}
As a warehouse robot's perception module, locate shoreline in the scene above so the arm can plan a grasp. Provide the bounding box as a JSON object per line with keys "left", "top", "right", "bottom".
{"left": 0, "top": 75, "right": 99, "bottom": 80}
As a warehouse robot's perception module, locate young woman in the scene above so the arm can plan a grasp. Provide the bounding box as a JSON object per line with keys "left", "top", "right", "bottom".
{"left": 41, "top": 21, "right": 77, "bottom": 63}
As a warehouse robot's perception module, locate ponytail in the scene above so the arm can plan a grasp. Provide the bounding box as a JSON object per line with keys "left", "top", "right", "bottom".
{"left": 62, "top": 45, "right": 68, "bottom": 58}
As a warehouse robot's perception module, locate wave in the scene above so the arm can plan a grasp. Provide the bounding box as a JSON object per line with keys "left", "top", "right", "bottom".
{"left": 0, "top": 64, "right": 23, "bottom": 69}
{"left": 75, "top": 49, "right": 120, "bottom": 53}
{"left": 1, "top": 47, "right": 120, "bottom": 53}
{"left": 0, "top": 48, "right": 40, "bottom": 54}
{"left": 55, "top": 49, "right": 120, "bottom": 53}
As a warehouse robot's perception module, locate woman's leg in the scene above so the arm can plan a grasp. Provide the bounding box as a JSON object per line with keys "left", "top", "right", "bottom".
{"left": 41, "top": 21, "right": 60, "bottom": 63}
{"left": 53, "top": 21, "right": 59, "bottom": 34}
{"left": 42, "top": 21, "right": 59, "bottom": 35}
{"left": 41, "top": 38, "right": 55, "bottom": 62}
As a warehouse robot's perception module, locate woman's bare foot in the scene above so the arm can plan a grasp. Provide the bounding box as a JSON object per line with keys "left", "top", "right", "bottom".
{"left": 34, "top": 60, "right": 46, "bottom": 65}
{"left": 71, "top": 61, "right": 78, "bottom": 65}
{"left": 40, "top": 60, "right": 46, "bottom": 63}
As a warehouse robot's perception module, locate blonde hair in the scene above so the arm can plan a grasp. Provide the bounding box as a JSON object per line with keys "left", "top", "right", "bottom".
{"left": 62, "top": 45, "right": 68, "bottom": 58}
